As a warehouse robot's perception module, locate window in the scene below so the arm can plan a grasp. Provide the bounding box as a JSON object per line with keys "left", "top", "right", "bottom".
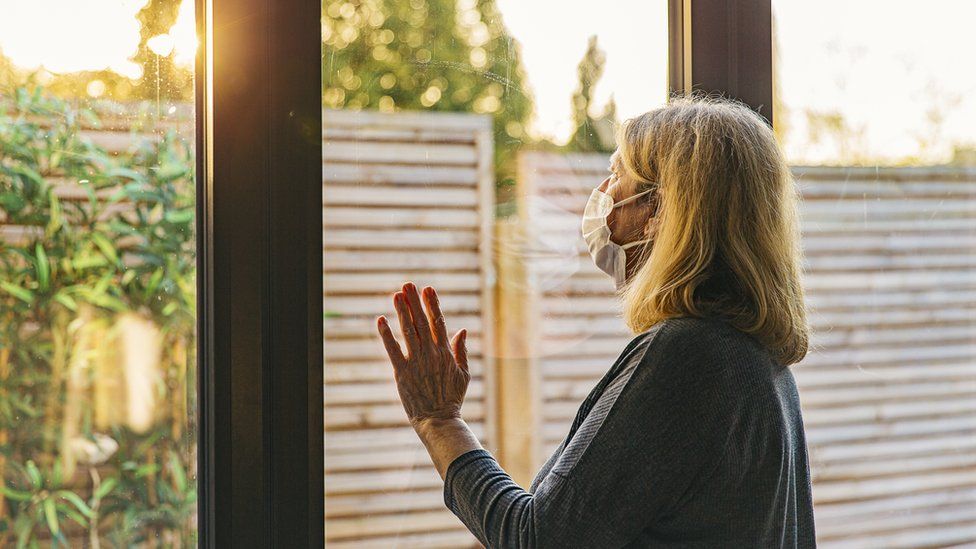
{"left": 0, "top": 1, "right": 197, "bottom": 545}
{"left": 773, "top": 0, "right": 976, "bottom": 544}
{"left": 321, "top": 0, "right": 668, "bottom": 545}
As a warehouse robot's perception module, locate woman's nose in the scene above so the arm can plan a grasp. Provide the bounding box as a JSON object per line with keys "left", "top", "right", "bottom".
{"left": 597, "top": 175, "right": 612, "bottom": 193}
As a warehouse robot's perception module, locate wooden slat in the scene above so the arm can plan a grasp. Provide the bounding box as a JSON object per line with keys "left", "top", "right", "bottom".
{"left": 323, "top": 141, "right": 478, "bottom": 166}
{"left": 320, "top": 112, "right": 495, "bottom": 545}
{"left": 323, "top": 162, "right": 480, "bottom": 186}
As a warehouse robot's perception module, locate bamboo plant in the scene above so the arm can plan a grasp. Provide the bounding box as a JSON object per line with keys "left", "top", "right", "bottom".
{"left": 0, "top": 86, "right": 197, "bottom": 548}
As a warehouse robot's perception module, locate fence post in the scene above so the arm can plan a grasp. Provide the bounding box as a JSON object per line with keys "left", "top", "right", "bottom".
{"left": 493, "top": 215, "right": 541, "bottom": 488}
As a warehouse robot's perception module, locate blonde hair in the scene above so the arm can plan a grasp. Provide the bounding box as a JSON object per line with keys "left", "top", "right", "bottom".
{"left": 617, "top": 95, "right": 809, "bottom": 366}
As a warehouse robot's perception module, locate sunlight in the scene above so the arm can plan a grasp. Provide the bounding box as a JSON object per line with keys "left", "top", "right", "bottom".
{"left": 0, "top": 0, "right": 196, "bottom": 75}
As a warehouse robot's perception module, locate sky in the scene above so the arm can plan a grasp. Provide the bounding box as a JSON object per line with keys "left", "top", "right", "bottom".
{"left": 1, "top": 0, "right": 973, "bottom": 164}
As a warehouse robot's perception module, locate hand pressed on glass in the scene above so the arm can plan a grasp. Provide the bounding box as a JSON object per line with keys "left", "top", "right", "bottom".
{"left": 376, "top": 282, "right": 471, "bottom": 431}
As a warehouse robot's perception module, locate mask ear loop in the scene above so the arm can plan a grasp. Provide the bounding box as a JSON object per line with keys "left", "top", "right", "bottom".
{"left": 611, "top": 186, "right": 655, "bottom": 209}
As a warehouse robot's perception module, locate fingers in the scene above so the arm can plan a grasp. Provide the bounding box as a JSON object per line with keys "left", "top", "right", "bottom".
{"left": 377, "top": 315, "right": 406, "bottom": 368}
{"left": 451, "top": 329, "right": 469, "bottom": 374}
{"left": 402, "top": 282, "right": 433, "bottom": 346}
{"left": 393, "top": 291, "right": 420, "bottom": 356}
{"left": 423, "top": 286, "right": 449, "bottom": 345}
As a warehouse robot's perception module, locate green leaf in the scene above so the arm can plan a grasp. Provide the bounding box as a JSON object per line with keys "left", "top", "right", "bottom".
{"left": 52, "top": 292, "right": 78, "bottom": 312}
{"left": 163, "top": 208, "right": 194, "bottom": 224}
{"left": 169, "top": 452, "right": 187, "bottom": 492}
{"left": 145, "top": 268, "right": 164, "bottom": 297}
{"left": 25, "top": 461, "right": 41, "bottom": 488}
{"left": 56, "top": 491, "right": 94, "bottom": 519}
{"left": 0, "top": 486, "right": 32, "bottom": 502}
{"left": 93, "top": 477, "right": 117, "bottom": 500}
{"left": 90, "top": 233, "right": 120, "bottom": 266}
{"left": 104, "top": 166, "right": 143, "bottom": 181}
{"left": 12, "top": 165, "right": 43, "bottom": 187}
{"left": 134, "top": 464, "right": 160, "bottom": 478}
{"left": 0, "top": 282, "right": 34, "bottom": 305}
{"left": 0, "top": 192, "right": 26, "bottom": 213}
{"left": 71, "top": 255, "right": 108, "bottom": 270}
{"left": 42, "top": 498, "right": 59, "bottom": 536}
{"left": 34, "top": 244, "right": 49, "bottom": 291}
{"left": 46, "top": 193, "right": 62, "bottom": 236}
{"left": 57, "top": 505, "right": 87, "bottom": 529}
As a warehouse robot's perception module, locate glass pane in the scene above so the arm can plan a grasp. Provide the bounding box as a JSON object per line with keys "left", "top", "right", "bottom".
{"left": 322, "top": 0, "right": 667, "bottom": 546}
{"left": 773, "top": 0, "right": 976, "bottom": 545}
{"left": 1, "top": 1, "right": 198, "bottom": 545}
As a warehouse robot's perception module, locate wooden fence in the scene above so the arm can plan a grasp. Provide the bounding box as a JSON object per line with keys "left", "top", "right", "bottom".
{"left": 508, "top": 151, "right": 976, "bottom": 548}
{"left": 321, "top": 109, "right": 495, "bottom": 548}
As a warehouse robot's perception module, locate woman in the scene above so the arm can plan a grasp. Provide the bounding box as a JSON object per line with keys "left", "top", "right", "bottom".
{"left": 376, "top": 96, "right": 816, "bottom": 548}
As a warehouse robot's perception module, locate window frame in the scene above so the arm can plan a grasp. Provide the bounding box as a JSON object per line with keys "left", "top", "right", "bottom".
{"left": 192, "top": 0, "right": 770, "bottom": 544}
{"left": 195, "top": 0, "right": 324, "bottom": 545}
{"left": 669, "top": 0, "right": 774, "bottom": 125}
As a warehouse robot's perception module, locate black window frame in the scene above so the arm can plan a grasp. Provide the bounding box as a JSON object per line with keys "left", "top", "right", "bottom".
{"left": 669, "top": 0, "right": 773, "bottom": 125}
{"left": 195, "top": 0, "right": 324, "bottom": 546}
{"left": 192, "top": 0, "right": 770, "bottom": 545}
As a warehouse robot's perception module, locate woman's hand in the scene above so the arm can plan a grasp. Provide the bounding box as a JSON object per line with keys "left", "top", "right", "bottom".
{"left": 377, "top": 282, "right": 470, "bottom": 433}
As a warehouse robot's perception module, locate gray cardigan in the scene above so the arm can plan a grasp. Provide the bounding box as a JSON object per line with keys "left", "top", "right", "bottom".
{"left": 443, "top": 316, "right": 817, "bottom": 548}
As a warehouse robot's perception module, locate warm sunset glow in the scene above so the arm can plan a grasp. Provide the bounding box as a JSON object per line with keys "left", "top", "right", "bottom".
{"left": 1, "top": 0, "right": 972, "bottom": 163}
{"left": 0, "top": 0, "right": 196, "bottom": 75}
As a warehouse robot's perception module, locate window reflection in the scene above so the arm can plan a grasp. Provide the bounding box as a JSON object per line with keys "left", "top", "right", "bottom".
{"left": 773, "top": 0, "right": 976, "bottom": 545}
{"left": 322, "top": 0, "right": 667, "bottom": 546}
{"left": 0, "top": 1, "right": 197, "bottom": 545}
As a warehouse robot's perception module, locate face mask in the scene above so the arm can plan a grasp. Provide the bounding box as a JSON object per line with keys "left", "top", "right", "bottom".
{"left": 581, "top": 181, "right": 655, "bottom": 289}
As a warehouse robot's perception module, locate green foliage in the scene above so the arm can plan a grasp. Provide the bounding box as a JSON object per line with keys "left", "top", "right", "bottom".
{"left": 322, "top": 0, "right": 534, "bottom": 187}
{"left": 131, "top": 0, "right": 192, "bottom": 101}
{"left": 566, "top": 35, "right": 617, "bottom": 153}
{"left": 0, "top": 86, "right": 196, "bottom": 546}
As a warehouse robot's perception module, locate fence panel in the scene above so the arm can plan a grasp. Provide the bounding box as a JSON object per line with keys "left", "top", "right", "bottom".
{"left": 321, "top": 109, "right": 495, "bottom": 548}
{"left": 511, "top": 151, "right": 976, "bottom": 547}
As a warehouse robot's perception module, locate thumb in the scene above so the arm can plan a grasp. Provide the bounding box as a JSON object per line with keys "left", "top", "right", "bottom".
{"left": 451, "top": 329, "right": 469, "bottom": 374}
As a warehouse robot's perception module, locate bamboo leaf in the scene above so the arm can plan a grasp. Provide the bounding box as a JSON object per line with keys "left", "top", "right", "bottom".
{"left": 163, "top": 208, "right": 194, "bottom": 224}
{"left": 0, "top": 192, "right": 26, "bottom": 213}
{"left": 42, "top": 498, "right": 59, "bottom": 536}
{"left": 0, "top": 486, "right": 32, "bottom": 502}
{"left": 25, "top": 461, "right": 41, "bottom": 488}
{"left": 56, "top": 491, "right": 94, "bottom": 519}
{"left": 46, "top": 192, "right": 62, "bottom": 236}
{"left": 0, "top": 282, "right": 34, "bottom": 305}
{"left": 58, "top": 505, "right": 87, "bottom": 529}
{"left": 90, "top": 233, "right": 120, "bottom": 266}
{"left": 168, "top": 452, "right": 187, "bottom": 492}
{"left": 93, "top": 477, "right": 117, "bottom": 500}
{"left": 145, "top": 268, "right": 164, "bottom": 297}
{"left": 52, "top": 292, "right": 78, "bottom": 312}
{"left": 34, "top": 244, "right": 49, "bottom": 291}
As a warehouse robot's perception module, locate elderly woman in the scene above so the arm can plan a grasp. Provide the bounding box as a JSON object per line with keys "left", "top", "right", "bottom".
{"left": 376, "top": 96, "right": 816, "bottom": 548}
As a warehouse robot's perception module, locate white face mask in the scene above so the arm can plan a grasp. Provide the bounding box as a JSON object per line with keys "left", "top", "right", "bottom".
{"left": 581, "top": 181, "right": 654, "bottom": 289}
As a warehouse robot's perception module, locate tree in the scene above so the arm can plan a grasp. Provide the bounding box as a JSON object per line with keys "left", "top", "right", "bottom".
{"left": 322, "top": 0, "right": 534, "bottom": 187}
{"left": 566, "top": 35, "right": 616, "bottom": 153}
{"left": 0, "top": 1, "right": 192, "bottom": 102}
{"left": 131, "top": 0, "right": 192, "bottom": 101}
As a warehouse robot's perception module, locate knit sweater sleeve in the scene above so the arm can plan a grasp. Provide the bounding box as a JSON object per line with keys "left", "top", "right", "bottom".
{"left": 442, "top": 320, "right": 750, "bottom": 548}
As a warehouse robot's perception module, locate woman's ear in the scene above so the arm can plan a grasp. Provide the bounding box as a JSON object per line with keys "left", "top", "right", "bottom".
{"left": 643, "top": 198, "right": 661, "bottom": 240}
